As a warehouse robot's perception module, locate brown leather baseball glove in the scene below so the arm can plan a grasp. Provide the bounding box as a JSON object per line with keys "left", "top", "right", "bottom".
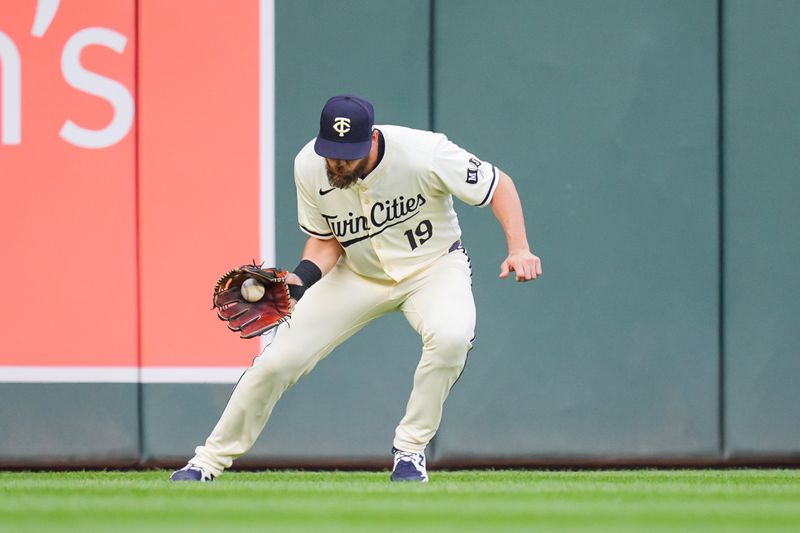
{"left": 212, "top": 264, "right": 291, "bottom": 338}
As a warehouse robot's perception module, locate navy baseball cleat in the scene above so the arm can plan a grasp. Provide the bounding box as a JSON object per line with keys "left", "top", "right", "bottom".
{"left": 390, "top": 447, "right": 429, "bottom": 482}
{"left": 169, "top": 463, "right": 214, "bottom": 482}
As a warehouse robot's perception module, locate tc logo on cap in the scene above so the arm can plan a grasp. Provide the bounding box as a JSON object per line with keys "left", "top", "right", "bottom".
{"left": 333, "top": 117, "right": 351, "bottom": 137}
{"left": 315, "top": 94, "right": 374, "bottom": 160}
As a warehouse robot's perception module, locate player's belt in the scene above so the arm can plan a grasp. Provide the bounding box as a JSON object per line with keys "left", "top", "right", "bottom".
{"left": 448, "top": 240, "right": 462, "bottom": 253}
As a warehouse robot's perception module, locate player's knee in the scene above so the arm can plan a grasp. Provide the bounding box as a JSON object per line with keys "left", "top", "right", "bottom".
{"left": 252, "top": 353, "right": 305, "bottom": 384}
{"left": 426, "top": 326, "right": 473, "bottom": 366}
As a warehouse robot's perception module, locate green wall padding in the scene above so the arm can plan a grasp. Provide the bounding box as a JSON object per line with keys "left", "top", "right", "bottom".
{"left": 0, "top": 384, "right": 139, "bottom": 467}
{"left": 432, "top": 0, "right": 721, "bottom": 460}
{"left": 723, "top": 0, "right": 800, "bottom": 457}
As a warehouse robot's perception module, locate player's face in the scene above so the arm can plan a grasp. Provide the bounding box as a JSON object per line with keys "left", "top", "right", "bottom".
{"left": 325, "top": 156, "right": 369, "bottom": 189}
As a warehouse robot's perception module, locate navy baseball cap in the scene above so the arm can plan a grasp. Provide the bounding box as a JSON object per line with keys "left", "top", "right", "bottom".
{"left": 314, "top": 94, "right": 374, "bottom": 160}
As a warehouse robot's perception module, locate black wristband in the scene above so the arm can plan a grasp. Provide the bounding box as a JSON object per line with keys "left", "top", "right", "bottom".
{"left": 292, "top": 259, "right": 322, "bottom": 288}
{"left": 288, "top": 284, "right": 307, "bottom": 301}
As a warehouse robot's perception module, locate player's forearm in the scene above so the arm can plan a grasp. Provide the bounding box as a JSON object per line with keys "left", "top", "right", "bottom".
{"left": 285, "top": 237, "right": 341, "bottom": 290}
{"left": 490, "top": 171, "right": 531, "bottom": 253}
{"left": 301, "top": 236, "right": 343, "bottom": 275}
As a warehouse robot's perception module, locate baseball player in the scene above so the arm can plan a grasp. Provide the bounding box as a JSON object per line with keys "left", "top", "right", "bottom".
{"left": 171, "top": 94, "right": 541, "bottom": 482}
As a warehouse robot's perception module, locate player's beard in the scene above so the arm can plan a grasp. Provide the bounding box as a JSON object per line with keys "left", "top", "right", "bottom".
{"left": 326, "top": 157, "right": 369, "bottom": 189}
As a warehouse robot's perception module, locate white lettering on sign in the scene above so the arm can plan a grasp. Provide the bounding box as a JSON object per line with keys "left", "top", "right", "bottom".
{"left": 31, "top": 0, "right": 60, "bottom": 38}
{"left": 0, "top": 0, "right": 134, "bottom": 148}
{"left": 59, "top": 28, "right": 134, "bottom": 149}
{"left": 0, "top": 32, "right": 21, "bottom": 145}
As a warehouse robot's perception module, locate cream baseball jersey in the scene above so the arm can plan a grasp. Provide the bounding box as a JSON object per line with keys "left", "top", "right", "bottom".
{"left": 294, "top": 125, "right": 499, "bottom": 281}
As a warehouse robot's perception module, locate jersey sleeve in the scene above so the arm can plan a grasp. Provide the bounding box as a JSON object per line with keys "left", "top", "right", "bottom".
{"left": 429, "top": 134, "right": 500, "bottom": 207}
{"left": 295, "top": 164, "right": 334, "bottom": 239}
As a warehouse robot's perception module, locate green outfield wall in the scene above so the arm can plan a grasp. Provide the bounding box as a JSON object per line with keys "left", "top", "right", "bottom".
{"left": 722, "top": 0, "right": 800, "bottom": 458}
{"left": 431, "top": 0, "right": 721, "bottom": 462}
{"left": 1, "top": 0, "right": 799, "bottom": 468}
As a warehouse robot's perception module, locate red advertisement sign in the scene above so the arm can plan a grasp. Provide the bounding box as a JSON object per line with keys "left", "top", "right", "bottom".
{"left": 1, "top": 0, "right": 267, "bottom": 381}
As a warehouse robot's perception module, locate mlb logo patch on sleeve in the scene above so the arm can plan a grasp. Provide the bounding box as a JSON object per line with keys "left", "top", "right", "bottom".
{"left": 467, "top": 157, "right": 482, "bottom": 184}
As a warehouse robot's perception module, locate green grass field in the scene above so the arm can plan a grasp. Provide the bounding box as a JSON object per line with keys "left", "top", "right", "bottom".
{"left": 1, "top": 469, "right": 799, "bottom": 532}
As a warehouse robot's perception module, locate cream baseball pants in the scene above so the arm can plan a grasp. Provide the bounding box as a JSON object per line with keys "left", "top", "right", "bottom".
{"left": 191, "top": 249, "right": 475, "bottom": 477}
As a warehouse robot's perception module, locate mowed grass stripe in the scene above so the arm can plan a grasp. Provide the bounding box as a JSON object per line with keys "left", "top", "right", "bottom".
{"left": 1, "top": 470, "right": 799, "bottom": 533}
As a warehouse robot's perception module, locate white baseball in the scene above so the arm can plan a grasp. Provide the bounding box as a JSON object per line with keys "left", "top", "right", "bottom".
{"left": 240, "top": 278, "right": 265, "bottom": 302}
